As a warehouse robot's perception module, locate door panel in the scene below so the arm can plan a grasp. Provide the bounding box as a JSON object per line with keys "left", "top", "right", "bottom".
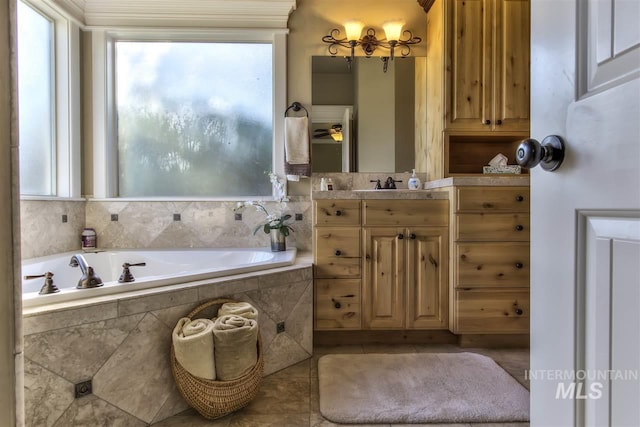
{"left": 406, "top": 227, "right": 448, "bottom": 329}
{"left": 363, "top": 227, "right": 405, "bottom": 329}
{"left": 530, "top": 0, "right": 640, "bottom": 424}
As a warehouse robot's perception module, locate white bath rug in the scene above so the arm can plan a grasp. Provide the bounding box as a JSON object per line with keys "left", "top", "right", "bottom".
{"left": 318, "top": 352, "right": 529, "bottom": 424}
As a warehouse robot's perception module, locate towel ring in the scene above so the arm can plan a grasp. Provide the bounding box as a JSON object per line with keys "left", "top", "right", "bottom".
{"left": 284, "top": 102, "right": 308, "bottom": 117}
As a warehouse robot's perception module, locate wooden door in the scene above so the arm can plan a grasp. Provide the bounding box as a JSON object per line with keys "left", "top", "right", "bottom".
{"left": 530, "top": 1, "right": 640, "bottom": 424}
{"left": 446, "top": 0, "right": 490, "bottom": 131}
{"left": 406, "top": 227, "right": 449, "bottom": 329}
{"left": 492, "top": 0, "right": 530, "bottom": 132}
{"left": 363, "top": 227, "right": 405, "bottom": 329}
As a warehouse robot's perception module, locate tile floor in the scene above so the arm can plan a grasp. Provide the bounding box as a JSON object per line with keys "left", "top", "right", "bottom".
{"left": 152, "top": 344, "right": 530, "bottom": 427}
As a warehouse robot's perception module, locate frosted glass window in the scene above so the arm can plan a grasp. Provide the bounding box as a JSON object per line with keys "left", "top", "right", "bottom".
{"left": 116, "top": 42, "right": 273, "bottom": 197}
{"left": 17, "top": 1, "right": 55, "bottom": 196}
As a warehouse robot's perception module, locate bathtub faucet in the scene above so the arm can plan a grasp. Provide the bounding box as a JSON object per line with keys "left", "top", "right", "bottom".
{"left": 69, "top": 254, "right": 104, "bottom": 289}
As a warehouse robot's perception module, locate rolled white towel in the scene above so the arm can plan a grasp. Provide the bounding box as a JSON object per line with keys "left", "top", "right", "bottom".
{"left": 213, "top": 315, "right": 258, "bottom": 381}
{"left": 218, "top": 302, "right": 259, "bottom": 322}
{"left": 172, "top": 317, "right": 216, "bottom": 380}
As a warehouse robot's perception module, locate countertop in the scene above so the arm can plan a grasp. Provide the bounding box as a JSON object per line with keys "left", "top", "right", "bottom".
{"left": 423, "top": 176, "right": 530, "bottom": 189}
{"left": 311, "top": 176, "right": 529, "bottom": 199}
{"left": 311, "top": 189, "right": 449, "bottom": 200}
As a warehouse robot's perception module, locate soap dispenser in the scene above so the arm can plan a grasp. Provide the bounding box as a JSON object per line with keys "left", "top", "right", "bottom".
{"left": 408, "top": 169, "right": 421, "bottom": 190}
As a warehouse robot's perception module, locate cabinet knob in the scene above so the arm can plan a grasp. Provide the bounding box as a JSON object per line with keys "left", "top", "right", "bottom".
{"left": 332, "top": 298, "right": 341, "bottom": 309}
{"left": 496, "top": 119, "right": 503, "bottom": 125}
{"left": 397, "top": 233, "right": 404, "bottom": 240}
{"left": 515, "top": 224, "right": 524, "bottom": 231}
{"left": 515, "top": 262, "right": 524, "bottom": 269}
{"left": 514, "top": 304, "right": 524, "bottom": 315}
{"left": 516, "top": 135, "right": 566, "bottom": 171}
{"left": 335, "top": 210, "right": 342, "bottom": 216}
{"left": 334, "top": 250, "right": 342, "bottom": 256}
{"left": 515, "top": 195, "right": 524, "bottom": 202}
{"left": 410, "top": 233, "right": 416, "bottom": 240}
{"left": 483, "top": 119, "right": 491, "bottom": 125}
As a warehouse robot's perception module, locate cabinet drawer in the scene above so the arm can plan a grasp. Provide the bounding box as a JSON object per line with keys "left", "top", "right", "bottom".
{"left": 315, "top": 279, "right": 361, "bottom": 329}
{"left": 455, "top": 289, "right": 529, "bottom": 334}
{"left": 315, "top": 200, "right": 361, "bottom": 226}
{"left": 456, "top": 187, "right": 529, "bottom": 212}
{"left": 363, "top": 200, "right": 448, "bottom": 226}
{"left": 456, "top": 243, "right": 529, "bottom": 287}
{"left": 315, "top": 227, "right": 361, "bottom": 278}
{"left": 456, "top": 213, "right": 530, "bottom": 241}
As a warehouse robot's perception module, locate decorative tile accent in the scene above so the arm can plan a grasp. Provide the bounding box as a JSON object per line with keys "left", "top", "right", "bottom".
{"left": 93, "top": 313, "right": 174, "bottom": 424}
{"left": 24, "top": 314, "right": 145, "bottom": 384}
{"left": 52, "top": 395, "right": 147, "bottom": 427}
{"left": 24, "top": 358, "right": 75, "bottom": 427}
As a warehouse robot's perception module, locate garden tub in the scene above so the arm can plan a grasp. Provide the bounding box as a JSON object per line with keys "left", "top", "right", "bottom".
{"left": 22, "top": 247, "right": 296, "bottom": 308}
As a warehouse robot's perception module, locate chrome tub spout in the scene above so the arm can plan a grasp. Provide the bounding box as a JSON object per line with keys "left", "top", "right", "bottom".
{"left": 69, "top": 254, "right": 103, "bottom": 289}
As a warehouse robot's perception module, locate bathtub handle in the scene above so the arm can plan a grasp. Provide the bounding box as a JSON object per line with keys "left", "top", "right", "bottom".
{"left": 24, "top": 272, "right": 60, "bottom": 295}
{"left": 119, "top": 262, "right": 147, "bottom": 283}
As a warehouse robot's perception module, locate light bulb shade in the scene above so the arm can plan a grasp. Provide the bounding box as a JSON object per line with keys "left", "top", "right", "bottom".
{"left": 343, "top": 20, "right": 364, "bottom": 41}
{"left": 382, "top": 20, "right": 404, "bottom": 41}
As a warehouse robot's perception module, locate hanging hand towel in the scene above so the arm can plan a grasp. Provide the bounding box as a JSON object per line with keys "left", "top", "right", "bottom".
{"left": 172, "top": 317, "right": 216, "bottom": 380}
{"left": 213, "top": 315, "right": 259, "bottom": 381}
{"left": 284, "top": 116, "right": 311, "bottom": 177}
{"left": 218, "top": 301, "right": 259, "bottom": 322}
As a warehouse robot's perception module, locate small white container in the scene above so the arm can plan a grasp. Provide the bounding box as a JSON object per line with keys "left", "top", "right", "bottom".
{"left": 320, "top": 178, "right": 327, "bottom": 191}
{"left": 81, "top": 228, "right": 97, "bottom": 249}
{"left": 407, "top": 169, "right": 422, "bottom": 190}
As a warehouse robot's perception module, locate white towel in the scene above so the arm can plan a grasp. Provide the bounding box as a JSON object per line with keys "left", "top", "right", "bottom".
{"left": 218, "top": 302, "right": 259, "bottom": 322}
{"left": 172, "top": 317, "right": 216, "bottom": 380}
{"left": 213, "top": 315, "right": 259, "bottom": 381}
{"left": 285, "top": 116, "right": 310, "bottom": 164}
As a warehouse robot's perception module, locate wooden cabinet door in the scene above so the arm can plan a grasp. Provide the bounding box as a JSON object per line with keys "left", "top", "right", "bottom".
{"left": 363, "top": 227, "right": 405, "bottom": 329}
{"left": 492, "top": 0, "right": 530, "bottom": 132}
{"left": 406, "top": 227, "right": 449, "bottom": 329}
{"left": 446, "top": 0, "right": 491, "bottom": 131}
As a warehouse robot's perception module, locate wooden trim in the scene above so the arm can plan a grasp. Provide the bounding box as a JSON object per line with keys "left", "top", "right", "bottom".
{"left": 458, "top": 334, "right": 530, "bottom": 348}
{"left": 417, "top": 0, "right": 436, "bottom": 14}
{"left": 314, "top": 330, "right": 458, "bottom": 346}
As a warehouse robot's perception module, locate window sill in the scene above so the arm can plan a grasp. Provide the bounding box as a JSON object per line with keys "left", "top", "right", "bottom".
{"left": 20, "top": 196, "right": 86, "bottom": 202}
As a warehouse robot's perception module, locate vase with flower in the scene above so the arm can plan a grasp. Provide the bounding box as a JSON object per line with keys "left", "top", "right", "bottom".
{"left": 235, "top": 173, "right": 294, "bottom": 252}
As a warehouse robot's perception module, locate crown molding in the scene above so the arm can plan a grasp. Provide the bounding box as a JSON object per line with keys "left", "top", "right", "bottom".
{"left": 50, "top": 0, "right": 297, "bottom": 28}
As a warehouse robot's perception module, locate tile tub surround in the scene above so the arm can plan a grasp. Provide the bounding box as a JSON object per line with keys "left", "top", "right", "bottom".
{"left": 20, "top": 200, "right": 86, "bottom": 259}
{"left": 20, "top": 197, "right": 313, "bottom": 259}
{"left": 22, "top": 261, "right": 313, "bottom": 426}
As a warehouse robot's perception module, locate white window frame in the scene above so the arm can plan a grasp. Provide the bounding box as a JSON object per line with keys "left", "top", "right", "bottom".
{"left": 91, "top": 28, "right": 288, "bottom": 200}
{"left": 18, "top": 0, "right": 82, "bottom": 199}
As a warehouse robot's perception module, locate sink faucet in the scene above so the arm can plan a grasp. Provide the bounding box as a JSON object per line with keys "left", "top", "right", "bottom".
{"left": 384, "top": 177, "right": 402, "bottom": 189}
{"left": 69, "top": 254, "right": 103, "bottom": 289}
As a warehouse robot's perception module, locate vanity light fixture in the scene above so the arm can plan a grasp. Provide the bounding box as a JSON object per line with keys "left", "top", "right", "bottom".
{"left": 321, "top": 20, "right": 421, "bottom": 72}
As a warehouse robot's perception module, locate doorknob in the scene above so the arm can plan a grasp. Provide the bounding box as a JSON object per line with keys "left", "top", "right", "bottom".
{"left": 515, "top": 135, "right": 565, "bottom": 171}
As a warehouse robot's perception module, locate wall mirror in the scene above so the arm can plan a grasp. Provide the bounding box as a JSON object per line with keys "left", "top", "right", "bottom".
{"left": 311, "top": 55, "right": 426, "bottom": 173}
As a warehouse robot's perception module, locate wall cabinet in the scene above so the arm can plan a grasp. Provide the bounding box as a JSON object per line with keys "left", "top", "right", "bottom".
{"left": 446, "top": 0, "right": 530, "bottom": 132}
{"left": 421, "top": 0, "right": 530, "bottom": 180}
{"left": 362, "top": 200, "right": 449, "bottom": 330}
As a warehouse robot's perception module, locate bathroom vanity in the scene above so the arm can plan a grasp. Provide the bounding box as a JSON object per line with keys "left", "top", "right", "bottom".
{"left": 311, "top": 176, "right": 530, "bottom": 345}
{"left": 313, "top": 190, "right": 449, "bottom": 332}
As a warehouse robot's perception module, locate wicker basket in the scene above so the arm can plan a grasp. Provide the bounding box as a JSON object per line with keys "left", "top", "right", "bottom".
{"left": 170, "top": 298, "right": 264, "bottom": 420}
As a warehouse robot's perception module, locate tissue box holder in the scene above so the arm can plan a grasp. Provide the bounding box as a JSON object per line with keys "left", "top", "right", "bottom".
{"left": 483, "top": 165, "right": 522, "bottom": 174}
